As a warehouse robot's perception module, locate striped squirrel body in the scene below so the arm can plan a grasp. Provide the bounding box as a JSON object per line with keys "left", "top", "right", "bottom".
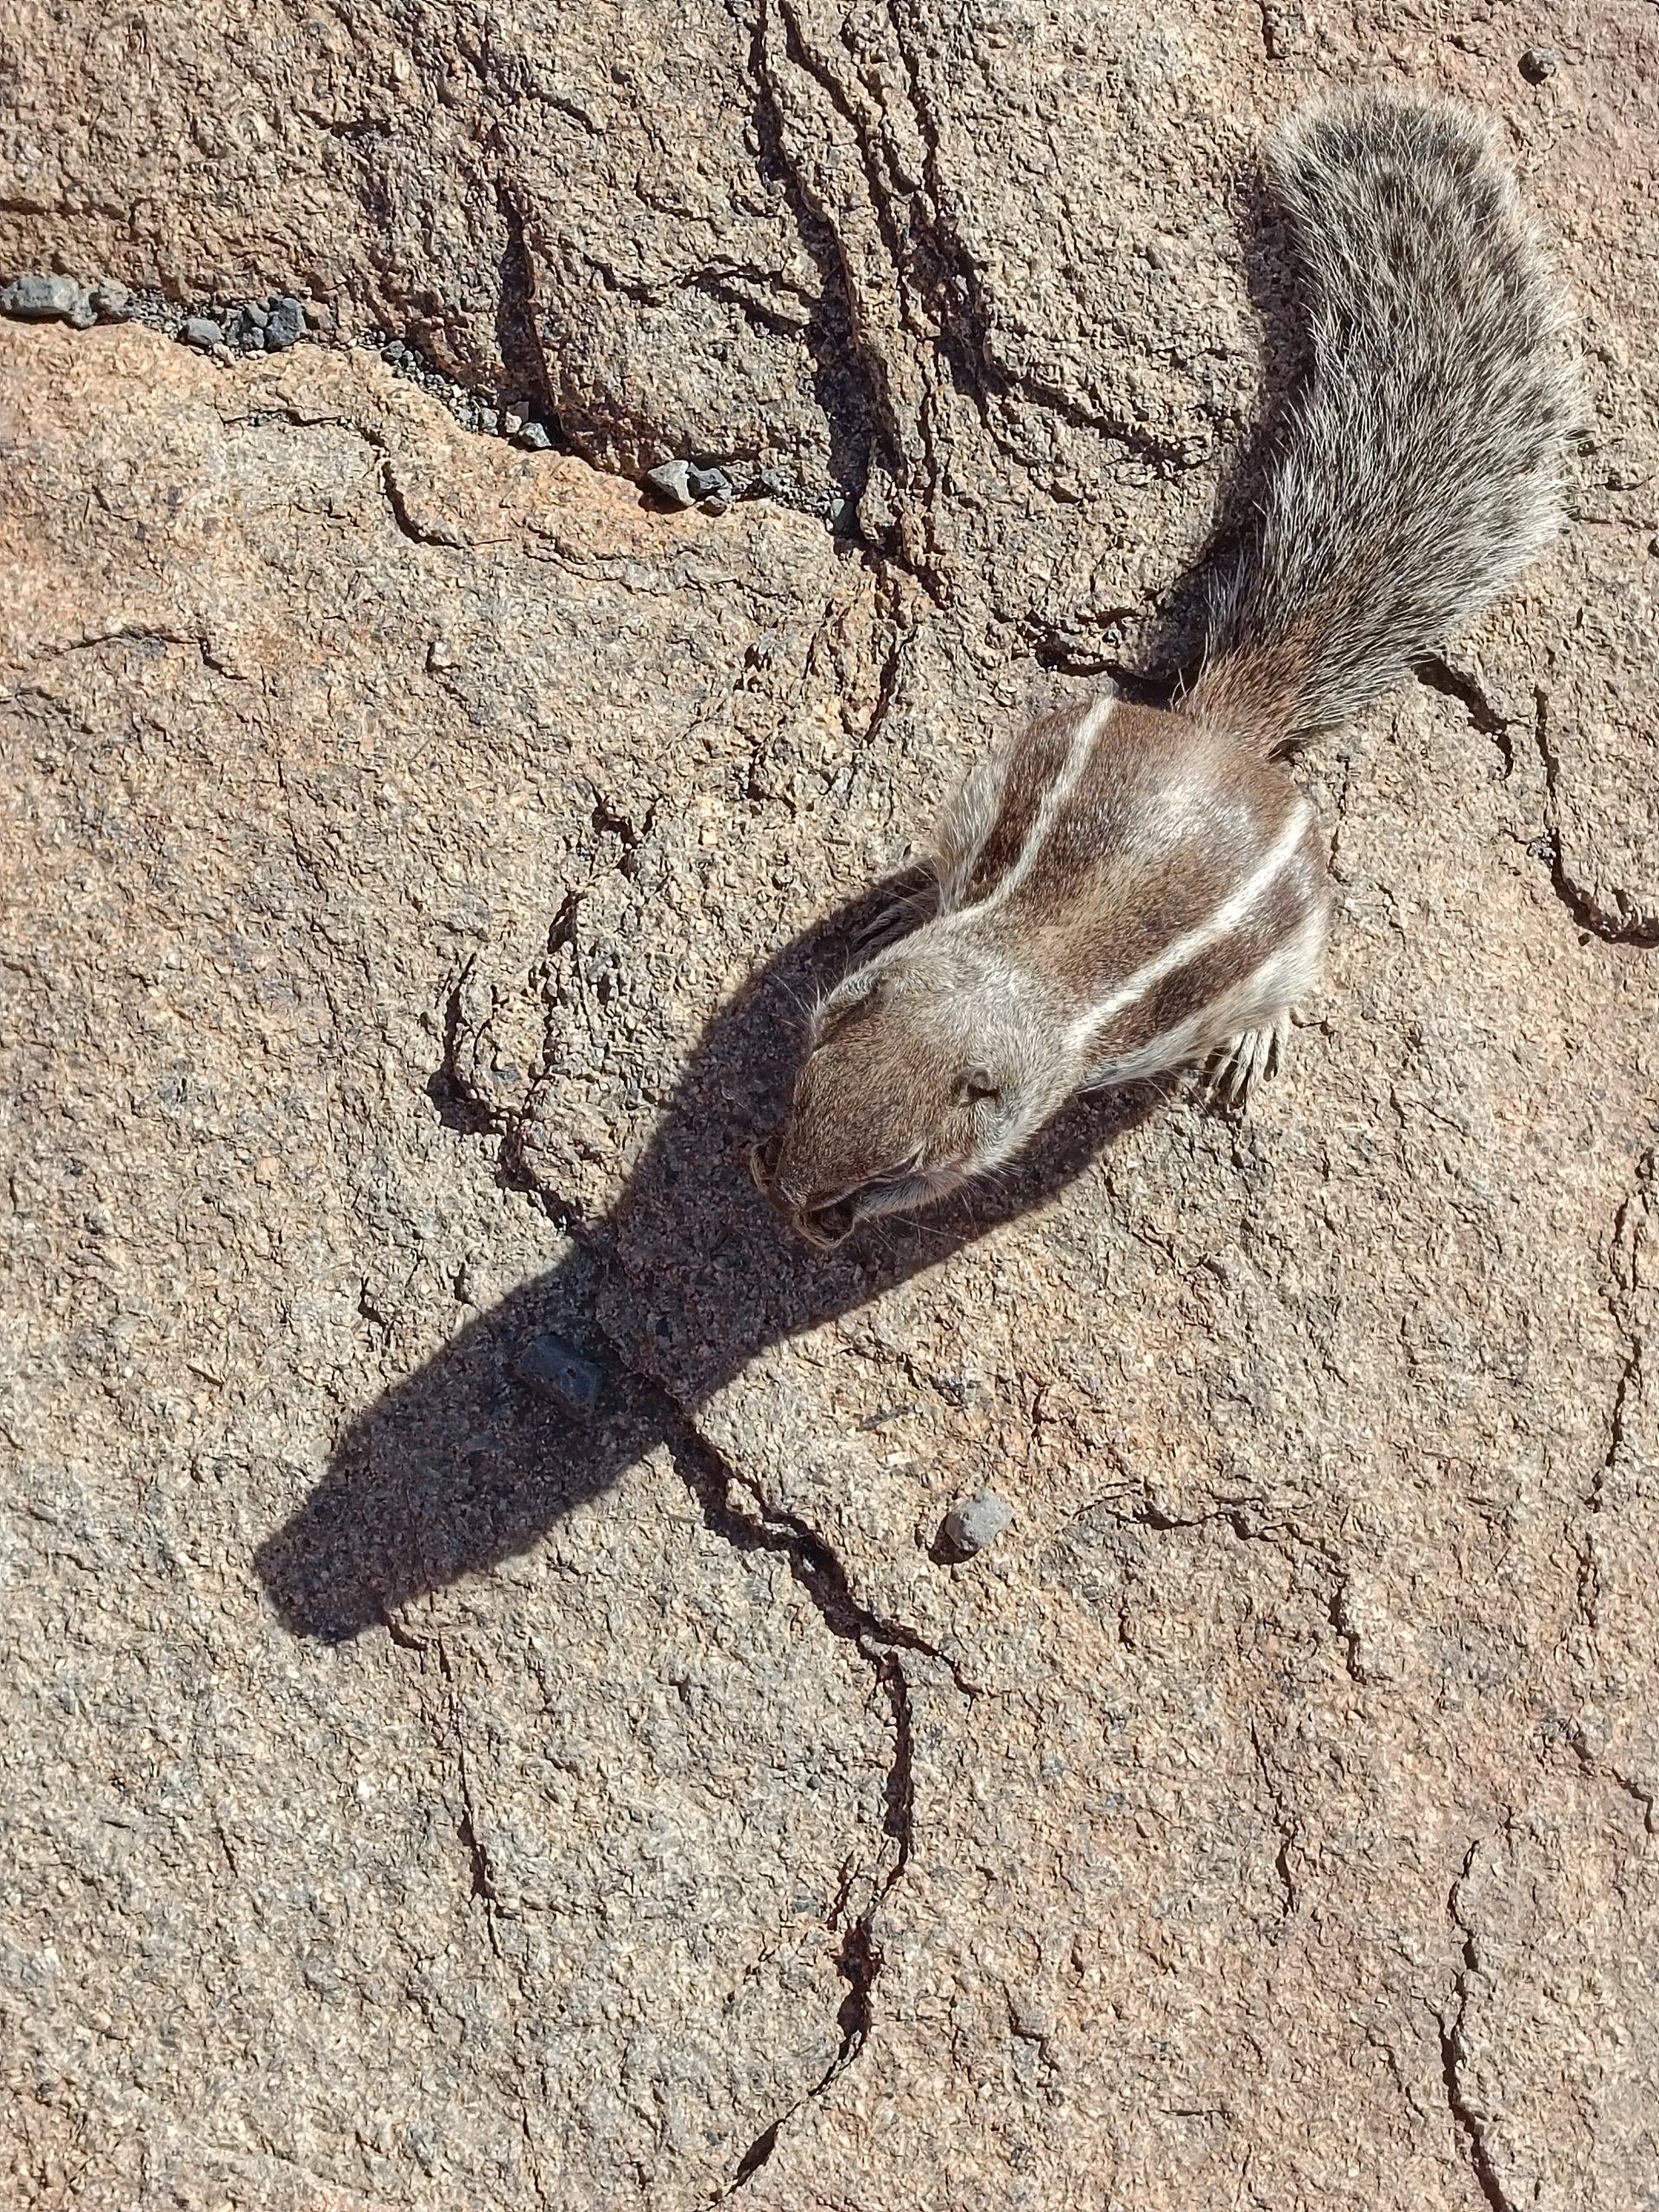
{"left": 755, "top": 92, "right": 1574, "bottom": 1248}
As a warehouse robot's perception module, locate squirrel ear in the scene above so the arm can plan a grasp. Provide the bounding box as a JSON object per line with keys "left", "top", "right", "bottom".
{"left": 816, "top": 972, "right": 887, "bottom": 1044}
{"left": 958, "top": 1065, "right": 1001, "bottom": 1104}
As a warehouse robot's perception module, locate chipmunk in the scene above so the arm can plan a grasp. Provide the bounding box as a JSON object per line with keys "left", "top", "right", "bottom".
{"left": 753, "top": 92, "right": 1575, "bottom": 1248}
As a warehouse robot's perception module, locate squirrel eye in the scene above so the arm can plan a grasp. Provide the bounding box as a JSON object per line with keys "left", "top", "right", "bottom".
{"left": 958, "top": 1069, "right": 1001, "bottom": 1105}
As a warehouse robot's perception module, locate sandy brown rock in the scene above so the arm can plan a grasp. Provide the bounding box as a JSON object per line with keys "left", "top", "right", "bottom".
{"left": 5, "top": 0, "right": 1655, "bottom": 912}
{"left": 3, "top": 3, "right": 1659, "bottom": 2203}
{"left": 0, "top": 327, "right": 900, "bottom": 2209}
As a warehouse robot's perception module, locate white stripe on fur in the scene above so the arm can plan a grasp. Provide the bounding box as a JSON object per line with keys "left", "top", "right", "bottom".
{"left": 963, "top": 696, "right": 1113, "bottom": 918}
{"left": 1065, "top": 801, "right": 1313, "bottom": 1059}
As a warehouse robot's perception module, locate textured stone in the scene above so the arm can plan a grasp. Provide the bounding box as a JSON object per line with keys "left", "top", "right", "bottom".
{"left": 1, "top": 327, "right": 893, "bottom": 2209}
{"left": 513, "top": 1331, "right": 605, "bottom": 1419}
{"left": 263, "top": 293, "right": 304, "bottom": 351}
{"left": 939, "top": 1491, "right": 1014, "bottom": 1558}
{"left": 3, "top": 3, "right": 1659, "bottom": 2203}
{"left": 642, "top": 458, "right": 702, "bottom": 507}
{"left": 0, "top": 272, "right": 86, "bottom": 321}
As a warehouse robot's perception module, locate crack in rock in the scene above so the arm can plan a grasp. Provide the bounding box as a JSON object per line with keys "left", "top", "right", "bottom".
{"left": 1529, "top": 685, "right": 1659, "bottom": 948}
{"left": 1434, "top": 1837, "right": 1520, "bottom": 2212}
{"left": 379, "top": 1616, "right": 556, "bottom": 2207}
{"left": 1414, "top": 664, "right": 1659, "bottom": 947}
{"left": 634, "top": 1397, "right": 969, "bottom": 2194}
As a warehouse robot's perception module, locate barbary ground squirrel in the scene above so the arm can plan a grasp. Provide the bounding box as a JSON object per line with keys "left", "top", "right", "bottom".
{"left": 754, "top": 92, "right": 1575, "bottom": 1246}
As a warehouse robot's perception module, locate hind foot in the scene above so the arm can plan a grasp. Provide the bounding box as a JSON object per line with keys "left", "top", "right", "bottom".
{"left": 1205, "top": 1015, "right": 1289, "bottom": 1109}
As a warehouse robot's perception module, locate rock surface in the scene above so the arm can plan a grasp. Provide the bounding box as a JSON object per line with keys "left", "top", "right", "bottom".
{"left": 3, "top": 7, "right": 1658, "bottom": 2209}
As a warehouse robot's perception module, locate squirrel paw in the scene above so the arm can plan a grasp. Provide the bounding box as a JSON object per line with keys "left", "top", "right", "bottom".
{"left": 1205, "top": 1015, "right": 1288, "bottom": 1109}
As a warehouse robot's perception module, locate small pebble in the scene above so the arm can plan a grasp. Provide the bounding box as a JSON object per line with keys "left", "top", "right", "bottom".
{"left": 1519, "top": 45, "right": 1558, "bottom": 80}
{"left": 643, "top": 459, "right": 701, "bottom": 507}
{"left": 264, "top": 296, "right": 305, "bottom": 352}
{"left": 303, "top": 299, "right": 330, "bottom": 328}
{"left": 939, "top": 1492, "right": 1014, "bottom": 1559}
{"left": 684, "top": 462, "right": 733, "bottom": 504}
{"left": 181, "top": 315, "right": 225, "bottom": 350}
{"left": 513, "top": 1332, "right": 604, "bottom": 1421}
{"left": 242, "top": 301, "right": 270, "bottom": 329}
{"left": 1, "top": 274, "right": 90, "bottom": 323}
{"left": 644, "top": 458, "right": 735, "bottom": 512}
{"left": 514, "top": 421, "right": 554, "bottom": 451}
{"left": 92, "top": 281, "right": 130, "bottom": 319}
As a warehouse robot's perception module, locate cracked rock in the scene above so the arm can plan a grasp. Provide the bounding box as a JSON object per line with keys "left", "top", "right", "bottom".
{"left": 0, "top": 321, "right": 895, "bottom": 2210}
{"left": 3, "top": 3, "right": 1659, "bottom": 2201}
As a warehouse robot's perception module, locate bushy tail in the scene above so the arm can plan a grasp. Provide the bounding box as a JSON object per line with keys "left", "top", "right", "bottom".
{"left": 1189, "top": 93, "right": 1575, "bottom": 751}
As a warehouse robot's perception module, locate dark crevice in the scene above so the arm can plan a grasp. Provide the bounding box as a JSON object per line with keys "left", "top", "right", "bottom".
{"left": 431, "top": 1638, "right": 506, "bottom": 1961}
{"left": 1415, "top": 655, "right": 1515, "bottom": 770}
{"left": 664, "top": 1408, "right": 976, "bottom": 1699}
{"left": 456, "top": 1803, "right": 496, "bottom": 1906}
{"left": 1409, "top": 668, "right": 1659, "bottom": 947}
{"left": 741, "top": 0, "right": 891, "bottom": 537}
{"left": 1028, "top": 633, "right": 1180, "bottom": 713}
{"left": 1529, "top": 686, "right": 1659, "bottom": 947}
{"left": 1435, "top": 2012, "right": 1514, "bottom": 2212}
{"left": 493, "top": 178, "right": 564, "bottom": 442}
{"left": 1436, "top": 1840, "right": 1517, "bottom": 2212}
{"left": 585, "top": 1365, "right": 966, "bottom": 2196}
{"left": 429, "top": 963, "right": 499, "bottom": 1137}
{"left": 376, "top": 455, "right": 467, "bottom": 548}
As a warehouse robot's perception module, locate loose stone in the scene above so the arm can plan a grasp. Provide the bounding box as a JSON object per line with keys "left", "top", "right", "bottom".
{"left": 264, "top": 296, "right": 305, "bottom": 352}
{"left": 1, "top": 274, "right": 89, "bottom": 322}
{"left": 940, "top": 1492, "right": 1014, "bottom": 1558}
{"left": 514, "top": 1332, "right": 605, "bottom": 1420}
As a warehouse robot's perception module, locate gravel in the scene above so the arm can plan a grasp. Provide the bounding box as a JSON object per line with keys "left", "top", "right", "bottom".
{"left": 2, "top": 277, "right": 563, "bottom": 466}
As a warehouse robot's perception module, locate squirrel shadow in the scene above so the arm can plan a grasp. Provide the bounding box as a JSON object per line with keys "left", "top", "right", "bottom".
{"left": 255, "top": 878, "right": 1161, "bottom": 1641}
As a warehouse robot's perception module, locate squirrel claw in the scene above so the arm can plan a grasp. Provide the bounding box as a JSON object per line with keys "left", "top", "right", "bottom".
{"left": 1205, "top": 1016, "right": 1289, "bottom": 1110}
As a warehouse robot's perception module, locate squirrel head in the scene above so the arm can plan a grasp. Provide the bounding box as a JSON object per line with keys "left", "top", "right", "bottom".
{"left": 753, "top": 932, "right": 1077, "bottom": 1247}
